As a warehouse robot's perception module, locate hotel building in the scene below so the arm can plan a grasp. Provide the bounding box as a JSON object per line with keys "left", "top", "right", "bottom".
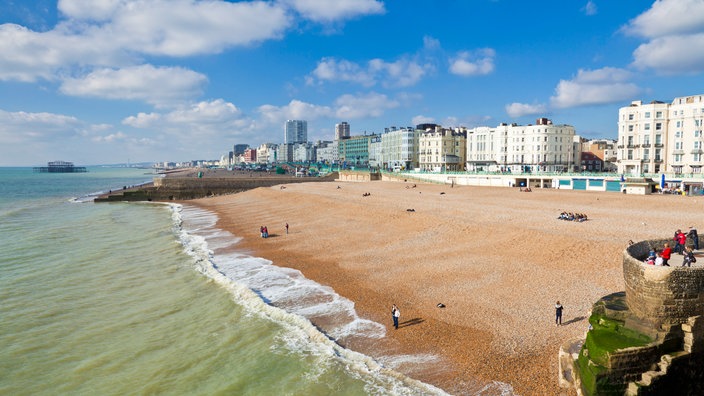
{"left": 418, "top": 124, "right": 467, "bottom": 172}
{"left": 466, "top": 118, "right": 579, "bottom": 173}
{"left": 617, "top": 94, "right": 704, "bottom": 175}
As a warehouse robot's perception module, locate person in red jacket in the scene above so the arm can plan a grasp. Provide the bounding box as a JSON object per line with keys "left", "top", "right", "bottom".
{"left": 675, "top": 229, "right": 687, "bottom": 255}
{"left": 662, "top": 243, "right": 672, "bottom": 266}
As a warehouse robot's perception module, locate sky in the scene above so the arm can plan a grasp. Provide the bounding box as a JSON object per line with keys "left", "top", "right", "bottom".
{"left": 1, "top": 0, "right": 704, "bottom": 166}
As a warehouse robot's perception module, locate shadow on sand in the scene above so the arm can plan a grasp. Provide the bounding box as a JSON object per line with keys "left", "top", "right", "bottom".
{"left": 398, "top": 318, "right": 425, "bottom": 328}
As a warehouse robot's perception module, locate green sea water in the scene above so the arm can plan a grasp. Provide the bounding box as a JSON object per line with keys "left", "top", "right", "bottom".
{"left": 0, "top": 167, "right": 456, "bottom": 396}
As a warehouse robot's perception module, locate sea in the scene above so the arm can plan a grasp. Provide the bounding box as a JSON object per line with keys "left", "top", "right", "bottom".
{"left": 0, "top": 167, "right": 514, "bottom": 396}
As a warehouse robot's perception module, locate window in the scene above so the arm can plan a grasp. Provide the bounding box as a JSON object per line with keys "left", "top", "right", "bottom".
{"left": 676, "top": 142, "right": 683, "bottom": 150}
{"left": 628, "top": 150, "right": 633, "bottom": 160}
{"left": 644, "top": 123, "right": 650, "bottom": 131}
{"left": 656, "top": 123, "right": 662, "bottom": 131}
{"left": 629, "top": 125, "right": 634, "bottom": 132}
{"left": 677, "top": 121, "right": 681, "bottom": 128}
{"left": 656, "top": 111, "right": 663, "bottom": 118}
{"left": 644, "top": 149, "right": 650, "bottom": 160}
{"left": 645, "top": 111, "right": 651, "bottom": 118}
{"left": 655, "top": 135, "right": 662, "bottom": 144}
{"left": 628, "top": 114, "right": 634, "bottom": 120}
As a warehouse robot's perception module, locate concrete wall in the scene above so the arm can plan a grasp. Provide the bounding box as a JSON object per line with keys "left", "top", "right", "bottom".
{"left": 624, "top": 240, "right": 704, "bottom": 328}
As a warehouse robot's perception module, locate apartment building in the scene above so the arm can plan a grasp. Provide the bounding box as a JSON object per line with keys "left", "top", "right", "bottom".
{"left": 418, "top": 124, "right": 467, "bottom": 172}
{"left": 617, "top": 95, "right": 704, "bottom": 175}
{"left": 380, "top": 126, "right": 419, "bottom": 171}
{"left": 467, "top": 118, "right": 579, "bottom": 173}
{"left": 338, "top": 134, "right": 375, "bottom": 167}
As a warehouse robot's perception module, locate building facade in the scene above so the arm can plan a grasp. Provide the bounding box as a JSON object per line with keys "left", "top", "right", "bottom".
{"left": 338, "top": 134, "right": 375, "bottom": 167}
{"left": 284, "top": 120, "right": 308, "bottom": 145}
{"left": 335, "top": 122, "right": 350, "bottom": 141}
{"left": 418, "top": 125, "right": 467, "bottom": 172}
{"left": 616, "top": 100, "right": 670, "bottom": 175}
{"left": 380, "top": 126, "right": 419, "bottom": 171}
{"left": 467, "top": 118, "right": 579, "bottom": 173}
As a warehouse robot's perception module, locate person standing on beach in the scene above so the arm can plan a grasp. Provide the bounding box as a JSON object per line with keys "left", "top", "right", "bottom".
{"left": 662, "top": 243, "right": 672, "bottom": 266}
{"left": 688, "top": 226, "right": 699, "bottom": 250}
{"left": 285, "top": 223, "right": 289, "bottom": 234}
{"left": 555, "top": 301, "right": 564, "bottom": 326}
{"left": 391, "top": 304, "right": 400, "bottom": 330}
{"left": 674, "top": 229, "right": 687, "bottom": 255}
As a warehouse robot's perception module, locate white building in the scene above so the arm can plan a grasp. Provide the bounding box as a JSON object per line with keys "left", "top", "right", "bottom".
{"left": 617, "top": 95, "right": 704, "bottom": 175}
{"left": 293, "top": 142, "right": 316, "bottom": 162}
{"left": 380, "top": 126, "right": 419, "bottom": 171}
{"left": 315, "top": 141, "right": 336, "bottom": 164}
{"left": 256, "top": 143, "right": 278, "bottom": 164}
{"left": 467, "top": 118, "right": 579, "bottom": 173}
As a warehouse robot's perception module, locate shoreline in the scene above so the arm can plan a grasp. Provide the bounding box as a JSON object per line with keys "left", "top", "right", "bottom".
{"left": 187, "top": 180, "right": 704, "bottom": 395}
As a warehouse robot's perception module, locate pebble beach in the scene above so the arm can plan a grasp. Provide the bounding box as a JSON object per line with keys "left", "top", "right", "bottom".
{"left": 189, "top": 179, "right": 704, "bottom": 395}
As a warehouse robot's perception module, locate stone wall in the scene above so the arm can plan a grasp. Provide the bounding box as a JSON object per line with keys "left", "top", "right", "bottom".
{"left": 623, "top": 240, "right": 704, "bottom": 328}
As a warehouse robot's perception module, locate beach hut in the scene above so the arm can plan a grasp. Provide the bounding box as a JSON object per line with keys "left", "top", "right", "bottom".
{"left": 623, "top": 178, "right": 657, "bottom": 195}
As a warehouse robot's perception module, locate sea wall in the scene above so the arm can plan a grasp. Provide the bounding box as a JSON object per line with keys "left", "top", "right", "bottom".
{"left": 95, "top": 172, "right": 338, "bottom": 201}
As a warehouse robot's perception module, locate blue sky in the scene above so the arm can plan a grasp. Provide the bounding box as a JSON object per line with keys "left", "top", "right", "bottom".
{"left": 1, "top": 0, "right": 704, "bottom": 166}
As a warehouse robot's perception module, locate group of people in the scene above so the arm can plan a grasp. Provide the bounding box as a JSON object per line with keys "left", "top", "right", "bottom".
{"left": 259, "top": 226, "right": 269, "bottom": 238}
{"left": 557, "top": 212, "right": 588, "bottom": 222}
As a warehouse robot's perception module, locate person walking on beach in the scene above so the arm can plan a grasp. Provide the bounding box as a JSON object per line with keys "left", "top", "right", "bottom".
{"left": 662, "top": 243, "right": 672, "bottom": 266}
{"left": 391, "top": 304, "right": 400, "bottom": 330}
{"left": 555, "top": 301, "right": 564, "bottom": 326}
{"left": 285, "top": 223, "right": 289, "bottom": 234}
{"left": 688, "top": 226, "right": 699, "bottom": 250}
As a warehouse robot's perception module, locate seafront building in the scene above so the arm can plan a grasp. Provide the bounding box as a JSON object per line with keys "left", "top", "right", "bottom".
{"left": 314, "top": 141, "right": 336, "bottom": 165}
{"left": 256, "top": 143, "right": 278, "bottom": 164}
{"left": 616, "top": 94, "right": 704, "bottom": 175}
{"left": 466, "top": 118, "right": 580, "bottom": 173}
{"left": 293, "top": 142, "right": 316, "bottom": 162}
{"left": 335, "top": 122, "right": 350, "bottom": 140}
{"left": 582, "top": 139, "right": 617, "bottom": 172}
{"left": 418, "top": 124, "right": 467, "bottom": 172}
{"left": 338, "top": 134, "right": 376, "bottom": 167}
{"left": 284, "top": 120, "right": 308, "bottom": 144}
{"left": 380, "top": 126, "right": 419, "bottom": 171}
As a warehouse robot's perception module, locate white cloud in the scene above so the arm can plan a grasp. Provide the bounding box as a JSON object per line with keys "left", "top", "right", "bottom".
{"left": 124, "top": 99, "right": 243, "bottom": 128}
{"left": 582, "top": 1, "right": 597, "bottom": 16}
{"left": 449, "top": 49, "right": 495, "bottom": 77}
{"left": 369, "top": 58, "right": 428, "bottom": 88}
{"left": 622, "top": 0, "right": 704, "bottom": 39}
{"left": 550, "top": 67, "right": 641, "bottom": 108}
{"left": 632, "top": 34, "right": 704, "bottom": 74}
{"left": 334, "top": 92, "right": 399, "bottom": 119}
{"left": 58, "top": 0, "right": 123, "bottom": 21}
{"left": 283, "top": 0, "right": 385, "bottom": 22}
{"left": 0, "top": 109, "right": 84, "bottom": 144}
{"left": 308, "top": 58, "right": 375, "bottom": 87}
{"left": 257, "top": 100, "right": 334, "bottom": 125}
{"left": 505, "top": 102, "right": 548, "bottom": 118}
{"left": 0, "top": 1, "right": 292, "bottom": 82}
{"left": 308, "top": 57, "right": 430, "bottom": 88}
{"left": 623, "top": 0, "right": 704, "bottom": 74}
{"left": 412, "top": 115, "right": 435, "bottom": 126}
{"left": 60, "top": 65, "right": 208, "bottom": 107}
